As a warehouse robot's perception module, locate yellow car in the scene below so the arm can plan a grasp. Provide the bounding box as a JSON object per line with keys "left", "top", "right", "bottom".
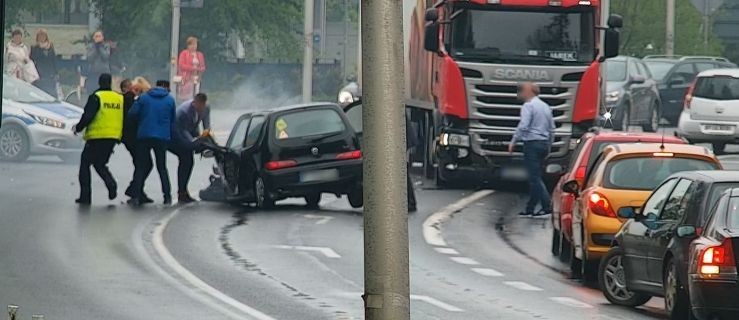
{"left": 561, "top": 143, "right": 721, "bottom": 281}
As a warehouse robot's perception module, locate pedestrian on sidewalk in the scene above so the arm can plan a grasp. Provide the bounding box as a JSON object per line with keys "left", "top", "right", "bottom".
{"left": 128, "top": 80, "right": 176, "bottom": 205}
{"left": 30, "top": 29, "right": 59, "bottom": 96}
{"left": 5, "top": 29, "right": 38, "bottom": 83}
{"left": 508, "top": 82, "right": 555, "bottom": 218}
{"left": 86, "top": 31, "right": 111, "bottom": 95}
{"left": 169, "top": 93, "right": 211, "bottom": 203}
{"left": 177, "top": 36, "right": 206, "bottom": 102}
{"left": 73, "top": 73, "right": 123, "bottom": 204}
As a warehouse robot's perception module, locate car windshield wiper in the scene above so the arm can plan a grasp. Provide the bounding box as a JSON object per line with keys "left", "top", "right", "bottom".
{"left": 308, "top": 131, "right": 344, "bottom": 143}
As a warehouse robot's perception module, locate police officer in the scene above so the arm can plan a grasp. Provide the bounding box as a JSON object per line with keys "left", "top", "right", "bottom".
{"left": 73, "top": 73, "right": 123, "bottom": 204}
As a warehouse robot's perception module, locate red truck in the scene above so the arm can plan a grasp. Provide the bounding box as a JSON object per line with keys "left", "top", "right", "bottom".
{"left": 339, "top": 0, "right": 623, "bottom": 187}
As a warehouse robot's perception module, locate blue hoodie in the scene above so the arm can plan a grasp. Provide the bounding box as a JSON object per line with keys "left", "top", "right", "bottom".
{"left": 128, "top": 87, "right": 176, "bottom": 140}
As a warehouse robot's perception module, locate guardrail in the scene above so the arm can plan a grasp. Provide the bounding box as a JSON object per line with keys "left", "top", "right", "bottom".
{"left": 8, "top": 305, "right": 44, "bottom": 320}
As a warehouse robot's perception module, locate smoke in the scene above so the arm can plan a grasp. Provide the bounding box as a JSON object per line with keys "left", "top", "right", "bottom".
{"left": 216, "top": 68, "right": 302, "bottom": 111}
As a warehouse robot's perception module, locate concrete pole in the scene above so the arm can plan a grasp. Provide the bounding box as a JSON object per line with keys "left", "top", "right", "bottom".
{"left": 703, "top": 0, "right": 710, "bottom": 53}
{"left": 361, "top": 0, "right": 410, "bottom": 319}
{"left": 302, "top": 0, "right": 315, "bottom": 103}
{"left": 666, "top": 0, "right": 676, "bottom": 55}
{"left": 170, "top": 0, "right": 181, "bottom": 95}
{"left": 342, "top": 0, "right": 350, "bottom": 80}
{"left": 356, "top": 4, "right": 362, "bottom": 87}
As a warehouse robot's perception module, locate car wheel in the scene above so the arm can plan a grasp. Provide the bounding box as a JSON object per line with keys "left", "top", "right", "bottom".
{"left": 254, "top": 176, "right": 274, "bottom": 209}
{"left": 305, "top": 193, "right": 321, "bottom": 208}
{"left": 599, "top": 247, "right": 652, "bottom": 307}
{"left": 348, "top": 187, "right": 363, "bottom": 208}
{"left": 560, "top": 236, "right": 572, "bottom": 262}
{"left": 711, "top": 143, "right": 726, "bottom": 155}
{"left": 551, "top": 227, "right": 561, "bottom": 256}
{"left": 665, "top": 259, "right": 692, "bottom": 320}
{"left": 615, "top": 106, "right": 629, "bottom": 132}
{"left": 0, "top": 125, "right": 30, "bottom": 162}
{"left": 569, "top": 239, "right": 583, "bottom": 279}
{"left": 642, "top": 104, "right": 659, "bottom": 132}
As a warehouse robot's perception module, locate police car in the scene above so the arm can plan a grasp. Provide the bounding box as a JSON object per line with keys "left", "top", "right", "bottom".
{"left": 1, "top": 74, "right": 84, "bottom": 162}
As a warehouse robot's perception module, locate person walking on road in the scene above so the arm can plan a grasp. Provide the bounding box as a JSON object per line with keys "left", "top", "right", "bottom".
{"left": 86, "top": 31, "right": 111, "bottom": 95}
{"left": 406, "top": 112, "right": 418, "bottom": 212}
{"left": 128, "top": 80, "right": 176, "bottom": 205}
{"left": 73, "top": 73, "right": 123, "bottom": 205}
{"left": 170, "top": 93, "right": 211, "bottom": 203}
{"left": 508, "top": 82, "right": 555, "bottom": 218}
{"left": 30, "top": 29, "right": 58, "bottom": 96}
{"left": 121, "top": 78, "right": 154, "bottom": 204}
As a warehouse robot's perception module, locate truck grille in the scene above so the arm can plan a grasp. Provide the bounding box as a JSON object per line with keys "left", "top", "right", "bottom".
{"left": 457, "top": 62, "right": 586, "bottom": 159}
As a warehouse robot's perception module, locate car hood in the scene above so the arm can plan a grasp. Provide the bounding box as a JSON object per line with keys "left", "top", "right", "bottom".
{"left": 24, "top": 101, "right": 83, "bottom": 120}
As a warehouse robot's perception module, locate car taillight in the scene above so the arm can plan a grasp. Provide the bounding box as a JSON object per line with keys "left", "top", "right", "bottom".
{"left": 265, "top": 160, "right": 298, "bottom": 170}
{"left": 336, "top": 150, "right": 362, "bottom": 160}
{"left": 574, "top": 166, "right": 587, "bottom": 184}
{"left": 588, "top": 192, "right": 616, "bottom": 218}
{"left": 698, "top": 238, "right": 737, "bottom": 278}
{"left": 684, "top": 80, "right": 696, "bottom": 110}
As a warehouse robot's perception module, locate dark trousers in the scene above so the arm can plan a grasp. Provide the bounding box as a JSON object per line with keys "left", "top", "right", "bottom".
{"left": 132, "top": 138, "right": 171, "bottom": 199}
{"left": 168, "top": 143, "right": 195, "bottom": 194}
{"left": 407, "top": 162, "right": 416, "bottom": 209}
{"left": 78, "top": 139, "right": 117, "bottom": 200}
{"left": 123, "top": 140, "right": 148, "bottom": 198}
{"left": 523, "top": 140, "right": 551, "bottom": 214}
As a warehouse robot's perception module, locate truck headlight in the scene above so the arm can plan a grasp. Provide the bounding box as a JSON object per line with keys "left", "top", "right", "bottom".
{"left": 338, "top": 91, "right": 354, "bottom": 105}
{"left": 440, "top": 133, "right": 470, "bottom": 147}
{"left": 24, "top": 111, "right": 65, "bottom": 129}
{"left": 605, "top": 90, "right": 621, "bottom": 103}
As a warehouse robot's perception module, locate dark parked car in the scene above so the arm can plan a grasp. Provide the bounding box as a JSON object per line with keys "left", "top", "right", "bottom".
{"left": 643, "top": 56, "right": 736, "bottom": 125}
{"left": 203, "top": 103, "right": 363, "bottom": 209}
{"left": 604, "top": 56, "right": 662, "bottom": 132}
{"left": 687, "top": 188, "right": 739, "bottom": 320}
{"left": 598, "top": 171, "right": 739, "bottom": 320}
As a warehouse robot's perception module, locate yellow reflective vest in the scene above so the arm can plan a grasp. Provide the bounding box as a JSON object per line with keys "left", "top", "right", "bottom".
{"left": 84, "top": 90, "right": 124, "bottom": 141}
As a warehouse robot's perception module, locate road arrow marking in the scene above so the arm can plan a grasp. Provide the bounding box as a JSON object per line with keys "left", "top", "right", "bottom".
{"left": 410, "top": 295, "right": 464, "bottom": 312}
{"left": 549, "top": 297, "right": 593, "bottom": 308}
{"left": 303, "top": 214, "right": 334, "bottom": 225}
{"left": 504, "top": 281, "right": 543, "bottom": 291}
{"left": 274, "top": 245, "right": 341, "bottom": 258}
{"left": 471, "top": 267, "right": 504, "bottom": 277}
{"left": 423, "top": 190, "right": 494, "bottom": 246}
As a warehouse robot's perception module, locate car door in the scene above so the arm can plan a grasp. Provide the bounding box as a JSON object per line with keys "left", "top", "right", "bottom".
{"left": 238, "top": 115, "right": 266, "bottom": 200}
{"left": 627, "top": 59, "right": 649, "bottom": 121}
{"left": 622, "top": 178, "right": 678, "bottom": 287}
{"left": 221, "top": 115, "right": 252, "bottom": 196}
{"left": 662, "top": 63, "right": 696, "bottom": 115}
{"left": 645, "top": 178, "right": 694, "bottom": 285}
{"left": 637, "top": 61, "right": 659, "bottom": 108}
{"left": 343, "top": 101, "right": 363, "bottom": 146}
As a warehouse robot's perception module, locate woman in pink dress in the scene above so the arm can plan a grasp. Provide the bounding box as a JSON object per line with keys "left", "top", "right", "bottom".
{"left": 177, "top": 36, "right": 206, "bottom": 101}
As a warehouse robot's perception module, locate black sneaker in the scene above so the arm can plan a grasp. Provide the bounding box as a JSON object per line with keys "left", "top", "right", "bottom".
{"left": 141, "top": 196, "right": 154, "bottom": 204}
{"left": 164, "top": 195, "right": 172, "bottom": 205}
{"left": 75, "top": 198, "right": 91, "bottom": 205}
{"left": 178, "top": 193, "right": 197, "bottom": 204}
{"left": 108, "top": 185, "right": 117, "bottom": 200}
{"left": 531, "top": 210, "right": 552, "bottom": 218}
{"left": 518, "top": 211, "right": 533, "bottom": 217}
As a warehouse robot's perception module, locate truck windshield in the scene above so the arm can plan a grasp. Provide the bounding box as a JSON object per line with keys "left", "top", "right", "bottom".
{"left": 449, "top": 6, "right": 595, "bottom": 65}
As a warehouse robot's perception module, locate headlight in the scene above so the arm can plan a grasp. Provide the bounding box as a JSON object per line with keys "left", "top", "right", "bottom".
{"left": 440, "top": 133, "right": 470, "bottom": 147}
{"left": 605, "top": 90, "right": 621, "bottom": 103}
{"left": 338, "top": 91, "right": 354, "bottom": 104}
{"left": 24, "top": 111, "right": 65, "bottom": 129}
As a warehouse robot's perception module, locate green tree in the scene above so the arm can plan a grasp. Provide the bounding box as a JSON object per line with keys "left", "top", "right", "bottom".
{"left": 612, "top": 0, "right": 723, "bottom": 57}
{"left": 4, "top": 0, "right": 58, "bottom": 29}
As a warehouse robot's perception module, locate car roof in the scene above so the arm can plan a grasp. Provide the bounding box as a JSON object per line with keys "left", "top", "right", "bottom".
{"left": 602, "top": 143, "right": 713, "bottom": 158}
{"left": 696, "top": 68, "right": 739, "bottom": 78}
{"left": 241, "top": 102, "right": 342, "bottom": 117}
{"left": 591, "top": 132, "right": 685, "bottom": 143}
{"left": 669, "top": 170, "right": 739, "bottom": 183}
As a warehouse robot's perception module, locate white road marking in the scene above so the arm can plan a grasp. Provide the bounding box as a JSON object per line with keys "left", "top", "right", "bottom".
{"left": 434, "top": 247, "right": 459, "bottom": 255}
{"left": 549, "top": 297, "right": 594, "bottom": 308}
{"left": 410, "top": 295, "right": 464, "bottom": 312}
{"left": 274, "top": 245, "right": 341, "bottom": 258}
{"left": 152, "top": 210, "right": 276, "bottom": 320}
{"left": 449, "top": 257, "right": 480, "bottom": 265}
{"left": 303, "top": 214, "right": 334, "bottom": 225}
{"left": 504, "top": 281, "right": 543, "bottom": 291}
{"left": 471, "top": 268, "right": 504, "bottom": 277}
{"left": 422, "top": 190, "right": 494, "bottom": 246}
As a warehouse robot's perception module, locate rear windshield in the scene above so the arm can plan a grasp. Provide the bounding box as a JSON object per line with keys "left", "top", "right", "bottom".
{"left": 729, "top": 198, "right": 739, "bottom": 230}
{"left": 644, "top": 61, "right": 675, "bottom": 81}
{"left": 273, "top": 108, "right": 346, "bottom": 141}
{"left": 708, "top": 183, "right": 739, "bottom": 214}
{"left": 587, "top": 142, "right": 615, "bottom": 169}
{"left": 693, "top": 76, "right": 739, "bottom": 100}
{"left": 604, "top": 157, "right": 718, "bottom": 190}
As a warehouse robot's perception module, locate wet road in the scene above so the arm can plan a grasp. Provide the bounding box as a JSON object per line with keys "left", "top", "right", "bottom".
{"left": 2, "top": 119, "right": 737, "bottom": 319}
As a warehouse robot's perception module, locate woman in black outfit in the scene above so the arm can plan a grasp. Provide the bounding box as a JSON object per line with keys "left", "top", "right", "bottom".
{"left": 30, "top": 29, "right": 58, "bottom": 96}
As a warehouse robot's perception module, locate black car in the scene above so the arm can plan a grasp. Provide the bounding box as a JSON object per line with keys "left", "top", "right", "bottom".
{"left": 604, "top": 56, "right": 662, "bottom": 132}
{"left": 643, "top": 56, "right": 736, "bottom": 125}
{"left": 598, "top": 171, "right": 739, "bottom": 319}
{"left": 203, "top": 103, "right": 363, "bottom": 209}
{"left": 687, "top": 188, "right": 739, "bottom": 320}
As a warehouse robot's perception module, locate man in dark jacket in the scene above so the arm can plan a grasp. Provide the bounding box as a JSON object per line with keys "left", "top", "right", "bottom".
{"left": 128, "top": 81, "right": 176, "bottom": 205}
{"left": 120, "top": 79, "right": 152, "bottom": 203}
{"left": 73, "top": 74, "right": 123, "bottom": 204}
{"left": 169, "top": 93, "right": 211, "bottom": 203}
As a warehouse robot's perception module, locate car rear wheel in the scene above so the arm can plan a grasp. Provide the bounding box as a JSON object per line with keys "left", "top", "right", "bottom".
{"left": 0, "top": 125, "right": 30, "bottom": 162}
{"left": 254, "top": 176, "right": 274, "bottom": 209}
{"left": 560, "top": 235, "right": 572, "bottom": 262}
{"left": 599, "top": 247, "right": 652, "bottom": 307}
{"left": 305, "top": 193, "right": 321, "bottom": 208}
{"left": 551, "top": 227, "right": 561, "bottom": 256}
{"left": 665, "top": 259, "right": 694, "bottom": 320}
{"left": 642, "top": 104, "right": 660, "bottom": 133}
{"left": 348, "top": 187, "right": 363, "bottom": 208}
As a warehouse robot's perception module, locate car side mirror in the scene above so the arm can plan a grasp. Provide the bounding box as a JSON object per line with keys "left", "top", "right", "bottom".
{"left": 545, "top": 164, "right": 564, "bottom": 175}
{"left": 202, "top": 149, "right": 215, "bottom": 158}
{"left": 562, "top": 180, "right": 580, "bottom": 195}
{"left": 603, "top": 29, "right": 620, "bottom": 59}
{"left": 424, "top": 23, "right": 440, "bottom": 52}
{"left": 630, "top": 75, "right": 646, "bottom": 84}
{"left": 617, "top": 207, "right": 636, "bottom": 219}
{"left": 676, "top": 225, "right": 697, "bottom": 238}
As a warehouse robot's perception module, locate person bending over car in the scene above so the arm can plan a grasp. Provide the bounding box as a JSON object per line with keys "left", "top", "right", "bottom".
{"left": 169, "top": 93, "right": 211, "bottom": 203}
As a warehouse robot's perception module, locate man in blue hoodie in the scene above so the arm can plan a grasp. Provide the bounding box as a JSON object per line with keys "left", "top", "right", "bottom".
{"left": 128, "top": 80, "right": 176, "bottom": 205}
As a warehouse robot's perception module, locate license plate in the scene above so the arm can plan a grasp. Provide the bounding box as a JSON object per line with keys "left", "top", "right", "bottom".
{"left": 702, "top": 124, "right": 734, "bottom": 134}
{"left": 300, "top": 169, "right": 339, "bottom": 182}
{"left": 501, "top": 167, "right": 528, "bottom": 181}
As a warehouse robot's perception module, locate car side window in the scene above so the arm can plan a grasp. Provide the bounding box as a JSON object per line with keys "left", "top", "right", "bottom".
{"left": 227, "top": 117, "right": 251, "bottom": 150}
{"left": 695, "top": 62, "right": 716, "bottom": 73}
{"left": 345, "top": 103, "right": 363, "bottom": 134}
{"left": 584, "top": 152, "right": 605, "bottom": 187}
{"left": 669, "top": 63, "right": 696, "bottom": 84}
{"left": 639, "top": 61, "right": 653, "bottom": 78}
{"left": 244, "top": 116, "right": 265, "bottom": 148}
{"left": 641, "top": 178, "right": 678, "bottom": 220}
{"left": 659, "top": 179, "right": 694, "bottom": 221}
{"left": 705, "top": 195, "right": 729, "bottom": 238}
{"left": 628, "top": 60, "right": 639, "bottom": 78}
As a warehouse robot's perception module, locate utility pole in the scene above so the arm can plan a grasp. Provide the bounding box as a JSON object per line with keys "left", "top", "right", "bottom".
{"left": 666, "top": 0, "right": 676, "bottom": 55}
{"left": 356, "top": 4, "right": 362, "bottom": 87}
{"left": 302, "top": 0, "right": 315, "bottom": 103}
{"left": 362, "top": 0, "right": 410, "bottom": 319}
{"left": 170, "top": 0, "right": 181, "bottom": 95}
{"left": 342, "top": 0, "right": 349, "bottom": 80}
{"left": 703, "top": 0, "right": 710, "bottom": 53}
